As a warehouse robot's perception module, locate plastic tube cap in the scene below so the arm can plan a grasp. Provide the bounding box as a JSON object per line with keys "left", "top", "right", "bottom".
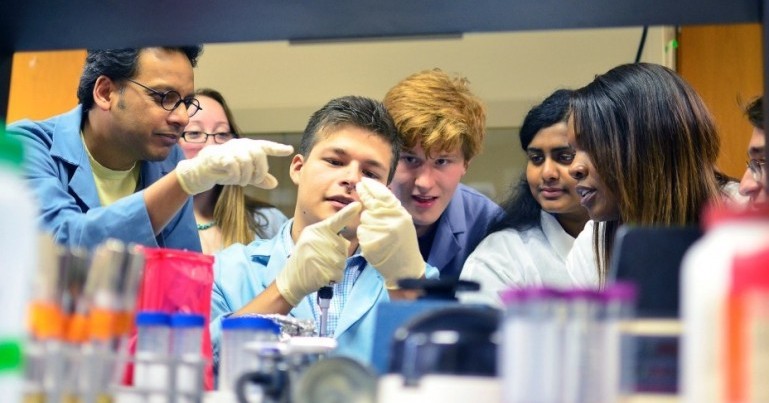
{"left": 221, "top": 316, "right": 280, "bottom": 334}
{"left": 0, "top": 339, "right": 22, "bottom": 373}
{"left": 0, "top": 133, "right": 24, "bottom": 168}
{"left": 135, "top": 311, "right": 171, "bottom": 326}
{"left": 602, "top": 281, "right": 638, "bottom": 302}
{"left": 170, "top": 313, "right": 205, "bottom": 328}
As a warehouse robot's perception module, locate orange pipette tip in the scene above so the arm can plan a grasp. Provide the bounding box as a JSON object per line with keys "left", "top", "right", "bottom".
{"left": 65, "top": 313, "right": 88, "bottom": 344}
{"left": 88, "top": 308, "right": 116, "bottom": 341}
{"left": 28, "top": 302, "right": 64, "bottom": 339}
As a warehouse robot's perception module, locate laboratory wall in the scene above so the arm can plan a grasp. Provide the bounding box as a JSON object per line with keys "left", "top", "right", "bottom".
{"left": 6, "top": 25, "right": 761, "bottom": 215}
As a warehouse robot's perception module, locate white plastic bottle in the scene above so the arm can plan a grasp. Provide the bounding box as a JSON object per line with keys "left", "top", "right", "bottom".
{"left": 170, "top": 313, "right": 205, "bottom": 403}
{"left": 218, "top": 316, "right": 280, "bottom": 402}
{"left": 0, "top": 131, "right": 39, "bottom": 402}
{"left": 134, "top": 311, "right": 172, "bottom": 403}
{"left": 680, "top": 206, "right": 769, "bottom": 403}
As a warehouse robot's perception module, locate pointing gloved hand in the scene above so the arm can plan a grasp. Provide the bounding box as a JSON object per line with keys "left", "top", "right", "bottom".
{"left": 356, "top": 177, "right": 426, "bottom": 289}
{"left": 275, "top": 201, "right": 362, "bottom": 306}
{"left": 175, "top": 138, "right": 294, "bottom": 195}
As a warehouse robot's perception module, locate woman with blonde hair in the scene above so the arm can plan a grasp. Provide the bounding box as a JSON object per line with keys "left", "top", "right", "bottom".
{"left": 179, "top": 88, "right": 287, "bottom": 254}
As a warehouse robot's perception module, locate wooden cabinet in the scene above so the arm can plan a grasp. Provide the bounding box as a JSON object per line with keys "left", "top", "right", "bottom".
{"left": 678, "top": 23, "right": 763, "bottom": 178}
{"left": 6, "top": 50, "right": 85, "bottom": 123}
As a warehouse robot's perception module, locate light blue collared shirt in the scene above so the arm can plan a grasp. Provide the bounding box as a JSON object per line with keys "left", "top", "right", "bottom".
{"left": 210, "top": 220, "right": 439, "bottom": 366}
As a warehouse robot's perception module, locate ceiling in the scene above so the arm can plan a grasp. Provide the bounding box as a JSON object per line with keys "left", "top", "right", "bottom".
{"left": 0, "top": 0, "right": 759, "bottom": 52}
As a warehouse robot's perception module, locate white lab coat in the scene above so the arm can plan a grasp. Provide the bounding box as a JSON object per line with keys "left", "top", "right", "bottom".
{"left": 459, "top": 211, "right": 596, "bottom": 307}
{"left": 565, "top": 220, "right": 600, "bottom": 288}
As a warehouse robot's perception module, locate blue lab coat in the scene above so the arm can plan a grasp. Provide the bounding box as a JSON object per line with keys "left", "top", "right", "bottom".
{"left": 425, "top": 183, "right": 502, "bottom": 280}
{"left": 210, "top": 220, "right": 439, "bottom": 366}
{"left": 7, "top": 105, "right": 200, "bottom": 251}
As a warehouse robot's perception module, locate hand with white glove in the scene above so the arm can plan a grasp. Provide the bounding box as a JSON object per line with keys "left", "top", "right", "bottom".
{"left": 356, "top": 177, "right": 426, "bottom": 289}
{"left": 275, "top": 202, "right": 362, "bottom": 306}
{"left": 176, "top": 138, "right": 294, "bottom": 195}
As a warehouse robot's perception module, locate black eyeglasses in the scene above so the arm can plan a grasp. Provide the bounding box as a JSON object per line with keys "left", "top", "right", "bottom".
{"left": 125, "top": 79, "right": 202, "bottom": 117}
{"left": 181, "top": 131, "right": 238, "bottom": 144}
{"left": 747, "top": 159, "right": 766, "bottom": 181}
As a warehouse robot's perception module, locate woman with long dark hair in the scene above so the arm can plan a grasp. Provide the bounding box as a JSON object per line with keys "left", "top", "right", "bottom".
{"left": 566, "top": 63, "right": 725, "bottom": 287}
{"left": 460, "top": 89, "right": 589, "bottom": 306}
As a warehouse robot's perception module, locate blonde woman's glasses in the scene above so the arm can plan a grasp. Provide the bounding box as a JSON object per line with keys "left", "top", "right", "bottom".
{"left": 181, "top": 131, "right": 238, "bottom": 144}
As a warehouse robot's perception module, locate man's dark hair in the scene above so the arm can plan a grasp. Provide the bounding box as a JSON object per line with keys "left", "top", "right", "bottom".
{"left": 300, "top": 95, "right": 401, "bottom": 183}
{"left": 77, "top": 46, "right": 203, "bottom": 111}
{"left": 746, "top": 96, "right": 764, "bottom": 130}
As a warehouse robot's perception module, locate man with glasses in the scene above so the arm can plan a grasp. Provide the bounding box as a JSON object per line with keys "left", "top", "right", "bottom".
{"left": 7, "top": 47, "right": 293, "bottom": 251}
{"left": 739, "top": 96, "right": 768, "bottom": 208}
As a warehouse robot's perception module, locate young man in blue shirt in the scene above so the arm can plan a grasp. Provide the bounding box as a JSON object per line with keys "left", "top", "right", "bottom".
{"left": 210, "top": 96, "right": 437, "bottom": 365}
{"left": 384, "top": 69, "right": 503, "bottom": 280}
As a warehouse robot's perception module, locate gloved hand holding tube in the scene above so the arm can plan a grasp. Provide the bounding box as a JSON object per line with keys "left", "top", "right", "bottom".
{"left": 356, "top": 177, "right": 426, "bottom": 289}
{"left": 275, "top": 202, "right": 363, "bottom": 306}
{"left": 176, "top": 138, "right": 294, "bottom": 195}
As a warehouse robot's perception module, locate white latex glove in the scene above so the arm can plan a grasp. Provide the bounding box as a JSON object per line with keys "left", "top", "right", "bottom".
{"left": 356, "top": 177, "right": 426, "bottom": 289}
{"left": 175, "top": 138, "right": 294, "bottom": 195}
{"left": 275, "top": 202, "right": 362, "bottom": 306}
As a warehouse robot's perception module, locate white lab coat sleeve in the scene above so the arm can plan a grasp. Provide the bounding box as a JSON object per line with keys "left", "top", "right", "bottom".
{"left": 458, "top": 230, "right": 527, "bottom": 308}
{"left": 565, "top": 220, "right": 600, "bottom": 288}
